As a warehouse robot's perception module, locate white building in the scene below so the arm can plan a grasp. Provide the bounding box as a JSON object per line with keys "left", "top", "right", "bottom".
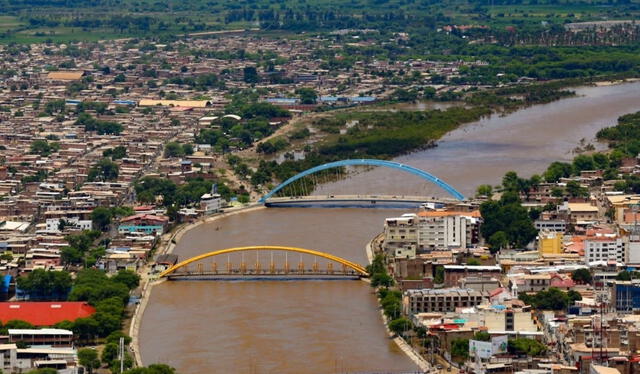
{"left": 0, "top": 344, "right": 17, "bottom": 373}
{"left": 383, "top": 214, "right": 418, "bottom": 259}
{"left": 201, "top": 193, "right": 222, "bottom": 215}
{"left": 628, "top": 238, "right": 640, "bottom": 265}
{"left": 201, "top": 183, "right": 223, "bottom": 215}
{"left": 45, "top": 217, "right": 92, "bottom": 233}
{"left": 416, "top": 211, "right": 481, "bottom": 250}
{"left": 584, "top": 233, "right": 628, "bottom": 264}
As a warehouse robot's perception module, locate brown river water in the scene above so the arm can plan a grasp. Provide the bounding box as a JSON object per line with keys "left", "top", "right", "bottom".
{"left": 139, "top": 82, "right": 640, "bottom": 374}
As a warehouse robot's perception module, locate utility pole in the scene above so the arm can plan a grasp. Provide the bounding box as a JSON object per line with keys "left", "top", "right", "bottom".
{"left": 119, "top": 336, "right": 125, "bottom": 373}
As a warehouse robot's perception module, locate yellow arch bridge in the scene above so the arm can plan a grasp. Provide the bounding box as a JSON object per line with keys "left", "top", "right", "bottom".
{"left": 158, "top": 246, "right": 369, "bottom": 279}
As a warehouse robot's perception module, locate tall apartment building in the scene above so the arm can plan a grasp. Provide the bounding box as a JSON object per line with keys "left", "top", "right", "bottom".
{"left": 584, "top": 233, "right": 628, "bottom": 264}
{"left": 416, "top": 210, "right": 481, "bottom": 251}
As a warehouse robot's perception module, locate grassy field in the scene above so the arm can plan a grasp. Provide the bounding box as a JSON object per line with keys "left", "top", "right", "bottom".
{"left": 0, "top": 0, "right": 638, "bottom": 44}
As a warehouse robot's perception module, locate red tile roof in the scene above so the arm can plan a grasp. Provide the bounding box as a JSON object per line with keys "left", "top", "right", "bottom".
{"left": 134, "top": 206, "right": 155, "bottom": 211}
{"left": 0, "top": 302, "right": 95, "bottom": 326}
{"left": 120, "top": 214, "right": 169, "bottom": 224}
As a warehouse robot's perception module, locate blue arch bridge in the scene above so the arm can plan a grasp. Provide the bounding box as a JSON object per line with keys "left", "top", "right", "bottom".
{"left": 258, "top": 159, "right": 465, "bottom": 208}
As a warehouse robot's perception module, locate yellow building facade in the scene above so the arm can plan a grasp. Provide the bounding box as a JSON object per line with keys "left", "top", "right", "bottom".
{"left": 538, "top": 230, "right": 563, "bottom": 255}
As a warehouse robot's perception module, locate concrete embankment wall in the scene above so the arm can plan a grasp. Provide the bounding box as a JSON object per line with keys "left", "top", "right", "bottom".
{"left": 366, "top": 234, "right": 431, "bottom": 373}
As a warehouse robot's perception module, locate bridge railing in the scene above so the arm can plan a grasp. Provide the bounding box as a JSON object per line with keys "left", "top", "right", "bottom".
{"left": 259, "top": 159, "right": 465, "bottom": 203}
{"left": 159, "top": 246, "right": 369, "bottom": 278}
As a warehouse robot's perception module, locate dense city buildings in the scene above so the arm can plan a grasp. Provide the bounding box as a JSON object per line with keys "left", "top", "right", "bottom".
{"left": 0, "top": 2, "right": 638, "bottom": 373}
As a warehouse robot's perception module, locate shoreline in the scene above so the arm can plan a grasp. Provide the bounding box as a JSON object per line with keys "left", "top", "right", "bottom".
{"left": 129, "top": 206, "right": 407, "bottom": 371}
{"left": 367, "top": 235, "right": 431, "bottom": 373}
{"left": 128, "top": 204, "right": 266, "bottom": 367}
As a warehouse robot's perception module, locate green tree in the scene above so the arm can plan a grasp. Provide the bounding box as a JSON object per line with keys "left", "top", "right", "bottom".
{"left": 573, "top": 155, "right": 595, "bottom": 172}
{"left": 296, "top": 88, "right": 318, "bottom": 104}
{"left": 519, "top": 287, "right": 575, "bottom": 310}
{"left": 103, "top": 146, "right": 127, "bottom": 160}
{"left": 61, "top": 247, "right": 83, "bottom": 265}
{"left": 381, "top": 291, "right": 402, "bottom": 319}
{"left": 502, "top": 171, "right": 520, "bottom": 192}
{"left": 163, "top": 142, "right": 184, "bottom": 158}
{"left": 78, "top": 348, "right": 100, "bottom": 374}
{"left": 134, "top": 177, "right": 177, "bottom": 206}
{"left": 466, "top": 258, "right": 481, "bottom": 266}
{"left": 508, "top": 338, "right": 547, "bottom": 356}
{"left": 434, "top": 265, "right": 444, "bottom": 284}
{"left": 476, "top": 184, "right": 493, "bottom": 198}
{"left": 544, "top": 162, "right": 573, "bottom": 182}
{"left": 617, "top": 271, "right": 633, "bottom": 281}
{"left": 88, "top": 158, "right": 119, "bottom": 182}
{"left": 488, "top": 231, "right": 508, "bottom": 253}
{"left": 26, "top": 369, "right": 57, "bottom": 374}
{"left": 29, "top": 140, "right": 59, "bottom": 156}
{"left": 16, "top": 269, "right": 72, "bottom": 300}
{"left": 480, "top": 189, "right": 537, "bottom": 249}
{"left": 567, "top": 290, "right": 582, "bottom": 303}
{"left": 243, "top": 66, "right": 259, "bottom": 83}
{"left": 551, "top": 187, "right": 564, "bottom": 198}
{"left": 371, "top": 273, "right": 394, "bottom": 288}
{"left": 106, "top": 331, "right": 132, "bottom": 345}
{"left": 101, "top": 342, "right": 118, "bottom": 363}
{"left": 451, "top": 338, "right": 469, "bottom": 359}
{"left": 571, "top": 268, "right": 592, "bottom": 284}
{"left": 388, "top": 317, "right": 412, "bottom": 336}
{"left": 566, "top": 181, "right": 588, "bottom": 198}
{"left": 111, "top": 351, "right": 134, "bottom": 373}
{"left": 1, "top": 320, "right": 34, "bottom": 334}
{"left": 182, "top": 143, "right": 194, "bottom": 155}
{"left": 91, "top": 207, "right": 112, "bottom": 231}
{"left": 112, "top": 270, "right": 140, "bottom": 290}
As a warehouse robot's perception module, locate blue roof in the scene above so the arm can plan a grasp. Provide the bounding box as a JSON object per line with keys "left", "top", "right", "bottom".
{"left": 319, "top": 96, "right": 340, "bottom": 102}
{"left": 114, "top": 100, "right": 136, "bottom": 105}
{"left": 2, "top": 275, "right": 11, "bottom": 293}
{"left": 350, "top": 96, "right": 376, "bottom": 102}
{"left": 318, "top": 96, "right": 376, "bottom": 103}
{"left": 265, "top": 98, "right": 299, "bottom": 104}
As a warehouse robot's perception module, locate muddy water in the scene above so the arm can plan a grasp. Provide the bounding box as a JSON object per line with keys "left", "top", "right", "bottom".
{"left": 139, "top": 209, "right": 417, "bottom": 373}
{"left": 317, "top": 82, "right": 640, "bottom": 197}
{"left": 139, "top": 82, "right": 640, "bottom": 373}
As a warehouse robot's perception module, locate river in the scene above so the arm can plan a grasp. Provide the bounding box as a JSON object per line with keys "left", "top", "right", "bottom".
{"left": 139, "top": 82, "right": 640, "bottom": 374}
{"left": 317, "top": 82, "right": 640, "bottom": 197}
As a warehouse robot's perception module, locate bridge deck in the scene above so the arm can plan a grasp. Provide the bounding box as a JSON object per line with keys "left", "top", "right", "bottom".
{"left": 264, "top": 195, "right": 457, "bottom": 207}
{"left": 168, "top": 270, "right": 362, "bottom": 280}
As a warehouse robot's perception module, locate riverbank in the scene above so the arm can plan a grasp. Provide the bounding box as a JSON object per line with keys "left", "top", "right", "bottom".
{"left": 379, "top": 308, "right": 431, "bottom": 373}
{"left": 366, "top": 234, "right": 431, "bottom": 373}
{"left": 128, "top": 203, "right": 266, "bottom": 367}
{"left": 132, "top": 82, "right": 640, "bottom": 373}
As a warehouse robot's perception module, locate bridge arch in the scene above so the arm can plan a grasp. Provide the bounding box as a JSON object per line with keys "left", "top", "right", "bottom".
{"left": 158, "top": 246, "right": 368, "bottom": 277}
{"left": 259, "top": 159, "right": 465, "bottom": 203}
